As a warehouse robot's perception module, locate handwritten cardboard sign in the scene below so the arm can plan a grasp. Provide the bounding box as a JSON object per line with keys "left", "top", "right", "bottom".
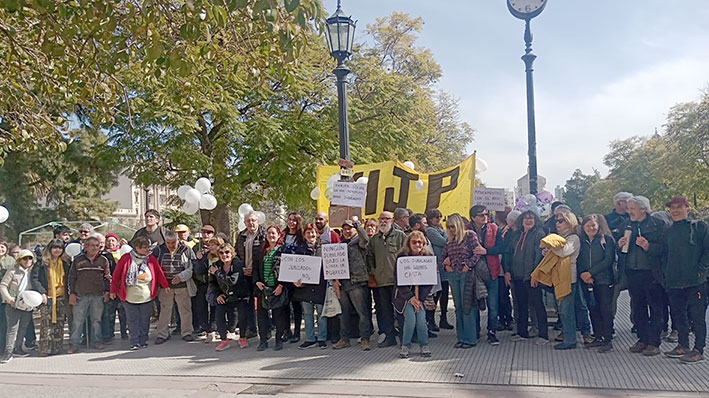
{"left": 473, "top": 187, "right": 506, "bottom": 211}
{"left": 396, "top": 256, "right": 437, "bottom": 286}
{"left": 278, "top": 254, "right": 322, "bottom": 284}
{"left": 331, "top": 182, "right": 367, "bottom": 208}
{"left": 321, "top": 243, "right": 350, "bottom": 280}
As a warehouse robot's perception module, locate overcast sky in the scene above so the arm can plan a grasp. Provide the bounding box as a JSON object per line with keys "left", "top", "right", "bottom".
{"left": 323, "top": 0, "right": 709, "bottom": 192}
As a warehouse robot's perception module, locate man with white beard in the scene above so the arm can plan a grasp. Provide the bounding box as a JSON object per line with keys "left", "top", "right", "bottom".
{"left": 366, "top": 211, "right": 406, "bottom": 348}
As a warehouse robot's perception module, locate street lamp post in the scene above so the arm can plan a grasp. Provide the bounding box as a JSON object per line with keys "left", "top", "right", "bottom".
{"left": 508, "top": 0, "right": 547, "bottom": 195}
{"left": 325, "top": 1, "right": 356, "bottom": 178}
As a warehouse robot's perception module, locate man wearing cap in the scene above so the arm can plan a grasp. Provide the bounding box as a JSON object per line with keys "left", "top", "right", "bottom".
{"left": 236, "top": 212, "right": 264, "bottom": 340}
{"left": 130, "top": 209, "right": 167, "bottom": 249}
{"left": 660, "top": 197, "right": 709, "bottom": 364}
{"left": 0, "top": 249, "right": 36, "bottom": 363}
{"left": 67, "top": 236, "right": 111, "bottom": 353}
{"left": 175, "top": 225, "right": 196, "bottom": 249}
{"left": 153, "top": 230, "right": 196, "bottom": 344}
{"left": 618, "top": 195, "right": 667, "bottom": 357}
{"left": 333, "top": 219, "right": 373, "bottom": 351}
{"left": 367, "top": 211, "right": 406, "bottom": 347}
{"left": 194, "top": 224, "right": 216, "bottom": 256}
{"left": 393, "top": 208, "right": 411, "bottom": 234}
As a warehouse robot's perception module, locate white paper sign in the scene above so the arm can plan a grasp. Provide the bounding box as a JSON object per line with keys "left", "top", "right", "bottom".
{"left": 278, "top": 254, "right": 322, "bottom": 284}
{"left": 331, "top": 182, "right": 367, "bottom": 208}
{"left": 473, "top": 187, "right": 506, "bottom": 211}
{"left": 396, "top": 256, "right": 438, "bottom": 286}
{"left": 321, "top": 243, "right": 350, "bottom": 280}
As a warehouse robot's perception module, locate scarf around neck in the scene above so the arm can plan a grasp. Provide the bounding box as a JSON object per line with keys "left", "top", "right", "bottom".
{"left": 126, "top": 251, "right": 149, "bottom": 287}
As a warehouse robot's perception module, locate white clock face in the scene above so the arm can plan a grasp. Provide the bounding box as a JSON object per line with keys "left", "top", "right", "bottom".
{"left": 509, "top": 0, "right": 545, "bottom": 14}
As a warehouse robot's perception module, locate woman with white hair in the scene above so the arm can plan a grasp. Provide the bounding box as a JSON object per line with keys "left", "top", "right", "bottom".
{"left": 618, "top": 195, "right": 667, "bottom": 357}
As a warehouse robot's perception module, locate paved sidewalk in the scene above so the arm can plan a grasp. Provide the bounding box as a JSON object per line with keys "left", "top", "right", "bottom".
{"left": 0, "top": 292, "right": 707, "bottom": 393}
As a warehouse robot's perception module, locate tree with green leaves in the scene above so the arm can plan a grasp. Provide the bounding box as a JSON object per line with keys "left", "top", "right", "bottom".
{"left": 563, "top": 169, "right": 600, "bottom": 216}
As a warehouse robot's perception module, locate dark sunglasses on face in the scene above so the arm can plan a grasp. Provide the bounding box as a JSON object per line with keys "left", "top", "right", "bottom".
{"left": 555, "top": 219, "right": 565, "bottom": 224}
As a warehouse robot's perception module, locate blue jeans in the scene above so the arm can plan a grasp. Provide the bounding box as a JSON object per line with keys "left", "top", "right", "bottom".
{"left": 575, "top": 281, "right": 592, "bottom": 336}
{"left": 402, "top": 302, "right": 428, "bottom": 348}
{"left": 70, "top": 295, "right": 104, "bottom": 348}
{"left": 449, "top": 272, "right": 478, "bottom": 345}
{"left": 302, "top": 302, "right": 327, "bottom": 342}
{"left": 478, "top": 277, "right": 499, "bottom": 334}
{"left": 559, "top": 283, "right": 578, "bottom": 345}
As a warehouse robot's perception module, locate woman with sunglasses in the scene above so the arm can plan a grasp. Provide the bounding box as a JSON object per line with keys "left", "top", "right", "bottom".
{"left": 210, "top": 243, "right": 250, "bottom": 351}
{"left": 254, "top": 226, "right": 289, "bottom": 351}
{"left": 394, "top": 231, "right": 435, "bottom": 358}
{"left": 30, "top": 239, "right": 71, "bottom": 356}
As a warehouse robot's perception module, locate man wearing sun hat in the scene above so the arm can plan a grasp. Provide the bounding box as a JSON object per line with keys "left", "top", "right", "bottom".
{"left": 661, "top": 196, "right": 709, "bottom": 364}
{"left": 175, "top": 224, "right": 197, "bottom": 249}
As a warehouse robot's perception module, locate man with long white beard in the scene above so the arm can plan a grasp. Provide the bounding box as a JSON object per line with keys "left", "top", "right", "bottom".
{"left": 366, "top": 211, "right": 406, "bottom": 348}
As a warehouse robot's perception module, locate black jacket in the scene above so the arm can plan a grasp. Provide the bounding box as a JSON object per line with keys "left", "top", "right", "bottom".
{"left": 605, "top": 210, "right": 630, "bottom": 241}
{"left": 209, "top": 258, "right": 250, "bottom": 302}
{"left": 253, "top": 247, "right": 283, "bottom": 289}
{"left": 291, "top": 243, "right": 327, "bottom": 305}
{"left": 662, "top": 219, "right": 709, "bottom": 289}
{"left": 507, "top": 227, "right": 546, "bottom": 280}
{"left": 578, "top": 234, "right": 616, "bottom": 286}
{"left": 30, "top": 260, "right": 71, "bottom": 296}
{"left": 618, "top": 215, "right": 666, "bottom": 282}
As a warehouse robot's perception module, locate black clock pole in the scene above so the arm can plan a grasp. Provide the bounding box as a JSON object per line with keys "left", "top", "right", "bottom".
{"left": 522, "top": 18, "right": 539, "bottom": 195}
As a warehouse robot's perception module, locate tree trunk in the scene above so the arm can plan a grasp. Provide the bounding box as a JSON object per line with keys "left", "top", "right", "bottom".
{"left": 201, "top": 205, "right": 231, "bottom": 239}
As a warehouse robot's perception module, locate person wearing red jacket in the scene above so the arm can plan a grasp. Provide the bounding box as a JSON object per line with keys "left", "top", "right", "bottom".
{"left": 110, "top": 236, "right": 169, "bottom": 350}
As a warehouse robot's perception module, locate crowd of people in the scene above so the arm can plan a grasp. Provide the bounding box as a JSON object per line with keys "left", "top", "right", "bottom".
{"left": 0, "top": 193, "right": 707, "bottom": 365}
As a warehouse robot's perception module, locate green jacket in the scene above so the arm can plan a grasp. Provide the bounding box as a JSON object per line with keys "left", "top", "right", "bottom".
{"left": 662, "top": 219, "right": 709, "bottom": 289}
{"left": 366, "top": 228, "right": 406, "bottom": 287}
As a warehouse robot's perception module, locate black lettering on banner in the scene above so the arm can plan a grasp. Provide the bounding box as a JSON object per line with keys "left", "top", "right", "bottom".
{"left": 384, "top": 166, "right": 418, "bottom": 212}
{"left": 365, "top": 170, "right": 380, "bottom": 215}
{"left": 426, "top": 167, "right": 460, "bottom": 211}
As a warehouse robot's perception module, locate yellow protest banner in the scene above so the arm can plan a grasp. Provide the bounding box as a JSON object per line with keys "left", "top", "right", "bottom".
{"left": 316, "top": 154, "right": 476, "bottom": 218}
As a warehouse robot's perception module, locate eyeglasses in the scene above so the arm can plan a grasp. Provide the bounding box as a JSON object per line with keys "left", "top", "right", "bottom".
{"left": 474, "top": 213, "right": 489, "bottom": 218}
{"left": 19, "top": 257, "right": 32, "bottom": 261}
{"left": 410, "top": 240, "right": 425, "bottom": 245}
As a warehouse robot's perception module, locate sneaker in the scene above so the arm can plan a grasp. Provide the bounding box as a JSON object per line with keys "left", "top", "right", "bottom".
{"left": 461, "top": 343, "right": 476, "bottom": 349}
{"left": 289, "top": 335, "right": 300, "bottom": 344}
{"left": 598, "top": 342, "right": 614, "bottom": 353}
{"left": 378, "top": 333, "right": 387, "bottom": 344}
{"left": 583, "top": 335, "right": 595, "bottom": 345}
{"left": 139, "top": 343, "right": 148, "bottom": 349}
{"left": 585, "top": 338, "right": 603, "bottom": 349}
{"left": 318, "top": 341, "right": 327, "bottom": 349}
{"left": 421, "top": 345, "right": 431, "bottom": 357}
{"left": 399, "top": 346, "right": 409, "bottom": 358}
{"left": 12, "top": 349, "right": 29, "bottom": 358}
{"left": 554, "top": 333, "right": 564, "bottom": 342}
{"left": 227, "top": 332, "right": 237, "bottom": 340}
{"left": 333, "top": 340, "right": 351, "bottom": 349}
{"left": 274, "top": 340, "right": 283, "bottom": 351}
{"left": 642, "top": 345, "right": 660, "bottom": 356}
{"left": 535, "top": 337, "right": 549, "bottom": 346}
{"left": 154, "top": 337, "right": 168, "bottom": 345}
{"left": 216, "top": 340, "right": 231, "bottom": 351}
{"left": 182, "top": 334, "right": 195, "bottom": 342}
{"left": 629, "top": 341, "right": 647, "bottom": 353}
{"left": 130, "top": 345, "right": 140, "bottom": 351}
{"left": 679, "top": 350, "right": 705, "bottom": 364}
{"left": 488, "top": 333, "right": 500, "bottom": 346}
{"left": 239, "top": 338, "right": 248, "bottom": 348}
{"left": 554, "top": 342, "right": 576, "bottom": 350}
{"left": 454, "top": 342, "right": 465, "bottom": 348}
{"left": 257, "top": 341, "right": 268, "bottom": 351}
{"left": 666, "top": 330, "right": 679, "bottom": 343}
{"left": 0, "top": 351, "right": 12, "bottom": 363}
{"left": 299, "top": 341, "right": 317, "bottom": 349}
{"left": 361, "top": 340, "right": 371, "bottom": 351}
{"left": 204, "top": 332, "right": 215, "bottom": 343}
{"left": 664, "top": 345, "right": 689, "bottom": 359}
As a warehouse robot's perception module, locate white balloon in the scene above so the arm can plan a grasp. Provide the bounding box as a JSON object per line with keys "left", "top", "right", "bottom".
{"left": 65, "top": 243, "right": 82, "bottom": 257}
{"left": 185, "top": 188, "right": 202, "bottom": 204}
{"left": 177, "top": 185, "right": 192, "bottom": 200}
{"left": 16, "top": 291, "right": 43, "bottom": 311}
{"left": 403, "top": 161, "right": 415, "bottom": 170}
{"left": 355, "top": 177, "right": 368, "bottom": 185}
{"left": 119, "top": 245, "right": 133, "bottom": 256}
{"left": 310, "top": 186, "right": 321, "bottom": 200}
{"left": 326, "top": 173, "right": 341, "bottom": 188}
{"left": 476, "top": 157, "right": 488, "bottom": 173}
{"left": 199, "top": 194, "right": 218, "bottom": 210}
{"left": 182, "top": 200, "right": 200, "bottom": 215}
{"left": 238, "top": 203, "right": 253, "bottom": 216}
{"left": 254, "top": 211, "right": 266, "bottom": 225}
{"left": 195, "top": 177, "right": 211, "bottom": 194}
{"left": 0, "top": 206, "right": 8, "bottom": 223}
{"left": 238, "top": 220, "right": 246, "bottom": 231}
{"left": 325, "top": 187, "right": 333, "bottom": 201}
{"left": 415, "top": 179, "right": 425, "bottom": 191}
